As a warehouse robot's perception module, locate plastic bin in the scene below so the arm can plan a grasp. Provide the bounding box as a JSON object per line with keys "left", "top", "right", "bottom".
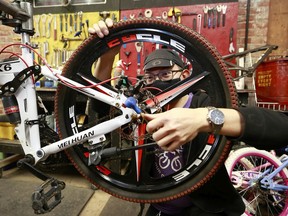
{"left": 255, "top": 58, "right": 288, "bottom": 105}
{"left": 0, "top": 122, "right": 16, "bottom": 140}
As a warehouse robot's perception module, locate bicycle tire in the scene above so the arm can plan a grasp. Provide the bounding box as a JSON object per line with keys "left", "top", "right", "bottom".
{"left": 225, "top": 147, "right": 288, "bottom": 216}
{"left": 55, "top": 18, "right": 238, "bottom": 203}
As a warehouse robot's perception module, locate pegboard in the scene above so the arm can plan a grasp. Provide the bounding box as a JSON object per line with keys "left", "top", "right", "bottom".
{"left": 119, "top": 2, "right": 238, "bottom": 78}
{"left": 31, "top": 11, "right": 119, "bottom": 69}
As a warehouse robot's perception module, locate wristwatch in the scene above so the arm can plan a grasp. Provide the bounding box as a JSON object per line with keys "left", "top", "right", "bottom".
{"left": 206, "top": 106, "right": 225, "bottom": 134}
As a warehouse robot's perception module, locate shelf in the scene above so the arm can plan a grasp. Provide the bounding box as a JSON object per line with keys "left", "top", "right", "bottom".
{"left": 0, "top": 139, "right": 24, "bottom": 154}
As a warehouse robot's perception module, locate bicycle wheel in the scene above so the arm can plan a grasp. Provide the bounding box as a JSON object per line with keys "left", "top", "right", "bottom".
{"left": 55, "top": 18, "right": 238, "bottom": 203}
{"left": 225, "top": 147, "right": 288, "bottom": 216}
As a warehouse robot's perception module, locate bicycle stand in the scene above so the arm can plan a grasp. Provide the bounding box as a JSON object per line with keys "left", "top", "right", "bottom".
{"left": 17, "top": 156, "right": 65, "bottom": 214}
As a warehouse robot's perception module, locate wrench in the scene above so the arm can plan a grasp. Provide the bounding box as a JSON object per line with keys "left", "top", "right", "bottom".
{"left": 203, "top": 6, "right": 209, "bottom": 28}
{"left": 41, "top": 14, "right": 47, "bottom": 37}
{"left": 46, "top": 14, "right": 53, "bottom": 38}
{"left": 222, "top": 5, "right": 227, "bottom": 27}
{"left": 229, "top": 27, "right": 235, "bottom": 53}
{"left": 197, "top": 14, "right": 202, "bottom": 34}
{"left": 34, "top": 15, "right": 40, "bottom": 37}
{"left": 216, "top": 5, "right": 222, "bottom": 27}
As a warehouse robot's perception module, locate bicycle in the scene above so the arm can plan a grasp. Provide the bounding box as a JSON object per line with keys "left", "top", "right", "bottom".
{"left": 0, "top": 0, "right": 238, "bottom": 213}
{"left": 225, "top": 146, "right": 288, "bottom": 216}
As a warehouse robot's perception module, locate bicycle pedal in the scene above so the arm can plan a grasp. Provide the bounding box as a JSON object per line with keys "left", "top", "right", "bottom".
{"left": 32, "top": 178, "right": 65, "bottom": 214}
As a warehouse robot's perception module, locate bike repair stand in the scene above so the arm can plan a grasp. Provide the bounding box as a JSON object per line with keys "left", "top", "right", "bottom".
{"left": 0, "top": 1, "right": 65, "bottom": 214}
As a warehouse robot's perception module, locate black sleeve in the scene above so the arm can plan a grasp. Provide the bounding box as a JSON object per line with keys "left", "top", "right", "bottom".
{"left": 190, "top": 89, "right": 211, "bottom": 108}
{"left": 235, "top": 107, "right": 288, "bottom": 150}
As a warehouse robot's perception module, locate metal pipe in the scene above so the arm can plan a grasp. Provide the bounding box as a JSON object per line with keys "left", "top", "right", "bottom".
{"left": 244, "top": 0, "right": 251, "bottom": 50}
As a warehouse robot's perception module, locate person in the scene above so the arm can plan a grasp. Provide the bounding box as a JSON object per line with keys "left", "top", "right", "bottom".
{"left": 89, "top": 19, "right": 288, "bottom": 150}
{"left": 89, "top": 19, "right": 258, "bottom": 216}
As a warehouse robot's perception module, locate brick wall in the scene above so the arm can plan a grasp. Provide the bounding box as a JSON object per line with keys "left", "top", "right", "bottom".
{"left": 237, "top": 0, "right": 270, "bottom": 50}
{"left": 0, "top": 25, "right": 21, "bottom": 59}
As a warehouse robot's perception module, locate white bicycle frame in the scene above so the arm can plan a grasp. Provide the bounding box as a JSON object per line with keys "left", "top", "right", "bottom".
{"left": 1, "top": 36, "right": 137, "bottom": 164}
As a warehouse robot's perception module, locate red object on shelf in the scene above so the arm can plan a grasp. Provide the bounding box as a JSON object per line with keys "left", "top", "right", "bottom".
{"left": 255, "top": 58, "right": 288, "bottom": 105}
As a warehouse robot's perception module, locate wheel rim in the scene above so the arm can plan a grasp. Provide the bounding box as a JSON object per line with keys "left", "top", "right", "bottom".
{"left": 55, "top": 18, "right": 238, "bottom": 202}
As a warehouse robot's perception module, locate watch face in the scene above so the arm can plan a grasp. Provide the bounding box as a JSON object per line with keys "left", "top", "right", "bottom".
{"left": 211, "top": 109, "right": 225, "bottom": 125}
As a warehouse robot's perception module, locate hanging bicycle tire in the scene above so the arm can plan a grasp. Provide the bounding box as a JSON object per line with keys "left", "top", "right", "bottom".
{"left": 55, "top": 18, "right": 238, "bottom": 203}
{"left": 225, "top": 147, "right": 288, "bottom": 216}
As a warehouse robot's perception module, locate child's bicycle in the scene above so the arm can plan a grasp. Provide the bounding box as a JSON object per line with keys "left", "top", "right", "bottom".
{"left": 0, "top": 1, "right": 238, "bottom": 213}
{"left": 226, "top": 147, "right": 288, "bottom": 216}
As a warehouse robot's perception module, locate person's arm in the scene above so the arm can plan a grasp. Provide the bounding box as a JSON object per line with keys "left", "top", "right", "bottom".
{"left": 143, "top": 107, "right": 243, "bottom": 151}
{"left": 93, "top": 47, "right": 120, "bottom": 80}
{"left": 88, "top": 18, "right": 119, "bottom": 80}
{"left": 236, "top": 107, "right": 288, "bottom": 150}
{"left": 143, "top": 107, "right": 288, "bottom": 151}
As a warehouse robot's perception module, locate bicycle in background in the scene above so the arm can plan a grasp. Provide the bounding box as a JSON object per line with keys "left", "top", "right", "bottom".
{"left": 226, "top": 146, "right": 288, "bottom": 216}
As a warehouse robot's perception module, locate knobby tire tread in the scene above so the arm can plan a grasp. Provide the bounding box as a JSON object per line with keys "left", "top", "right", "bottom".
{"left": 54, "top": 18, "right": 238, "bottom": 203}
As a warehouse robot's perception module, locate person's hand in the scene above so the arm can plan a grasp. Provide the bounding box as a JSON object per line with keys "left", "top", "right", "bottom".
{"left": 143, "top": 108, "right": 209, "bottom": 151}
{"left": 88, "top": 18, "right": 114, "bottom": 38}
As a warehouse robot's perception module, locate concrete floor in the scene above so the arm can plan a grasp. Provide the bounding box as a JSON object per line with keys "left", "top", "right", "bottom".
{"left": 1, "top": 164, "right": 112, "bottom": 216}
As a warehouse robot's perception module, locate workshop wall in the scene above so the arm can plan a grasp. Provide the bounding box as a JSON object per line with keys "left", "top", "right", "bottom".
{"left": 237, "top": 0, "right": 270, "bottom": 50}
{"left": 31, "top": 11, "right": 119, "bottom": 68}
{"left": 119, "top": 2, "right": 239, "bottom": 78}
{"left": 0, "top": 0, "right": 276, "bottom": 67}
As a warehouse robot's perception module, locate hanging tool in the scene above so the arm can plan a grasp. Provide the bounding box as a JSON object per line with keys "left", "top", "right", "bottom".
{"left": 162, "top": 11, "right": 168, "bottom": 19}
{"left": 229, "top": 27, "right": 235, "bottom": 53}
{"left": 86, "top": 19, "right": 89, "bottom": 29}
{"left": 129, "top": 14, "right": 135, "bottom": 19}
{"left": 144, "top": 9, "right": 152, "bottom": 18}
{"left": 122, "top": 61, "right": 131, "bottom": 71}
{"left": 34, "top": 15, "right": 40, "bottom": 37}
{"left": 203, "top": 6, "right": 208, "bottom": 28}
{"left": 207, "top": 8, "right": 212, "bottom": 28}
{"left": 197, "top": 14, "right": 202, "bottom": 34}
{"left": 212, "top": 8, "right": 217, "bottom": 28}
{"left": 74, "top": 12, "right": 78, "bottom": 32}
{"left": 41, "top": 14, "right": 47, "bottom": 37}
{"left": 168, "top": 7, "right": 177, "bottom": 22}
{"left": 168, "top": 7, "right": 182, "bottom": 23}
{"left": 99, "top": 11, "right": 110, "bottom": 21}
{"left": 46, "top": 14, "right": 53, "bottom": 38}
{"left": 69, "top": 14, "right": 73, "bottom": 33}
{"left": 111, "top": 13, "right": 117, "bottom": 22}
{"left": 135, "top": 42, "right": 143, "bottom": 75}
{"left": 222, "top": 5, "right": 227, "bottom": 27}
{"left": 53, "top": 15, "right": 57, "bottom": 40}
{"left": 78, "top": 11, "right": 83, "bottom": 31}
{"left": 216, "top": 5, "right": 222, "bottom": 27}
{"left": 193, "top": 18, "right": 197, "bottom": 31}
{"left": 42, "top": 41, "right": 49, "bottom": 62}
{"left": 64, "top": 13, "right": 68, "bottom": 32}
{"left": 59, "top": 14, "right": 63, "bottom": 32}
